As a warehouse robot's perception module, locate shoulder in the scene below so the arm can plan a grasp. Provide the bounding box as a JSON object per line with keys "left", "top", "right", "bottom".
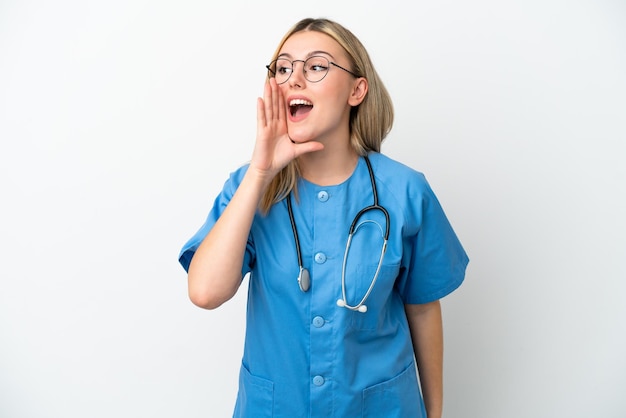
{"left": 367, "top": 152, "right": 430, "bottom": 195}
{"left": 221, "top": 162, "right": 250, "bottom": 193}
{"left": 230, "top": 162, "right": 250, "bottom": 181}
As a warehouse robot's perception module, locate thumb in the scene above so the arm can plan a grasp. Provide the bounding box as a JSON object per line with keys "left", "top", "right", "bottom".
{"left": 292, "top": 141, "right": 325, "bottom": 158}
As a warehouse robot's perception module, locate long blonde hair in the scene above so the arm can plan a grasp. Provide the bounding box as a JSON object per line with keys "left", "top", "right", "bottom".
{"left": 260, "top": 18, "right": 394, "bottom": 213}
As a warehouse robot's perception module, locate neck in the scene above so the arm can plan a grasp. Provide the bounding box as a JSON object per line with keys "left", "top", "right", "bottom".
{"left": 298, "top": 145, "right": 360, "bottom": 186}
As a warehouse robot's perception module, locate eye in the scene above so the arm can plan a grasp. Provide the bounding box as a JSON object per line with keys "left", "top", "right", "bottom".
{"left": 275, "top": 59, "right": 293, "bottom": 75}
{"left": 306, "top": 57, "right": 329, "bottom": 72}
{"left": 309, "top": 64, "right": 328, "bottom": 72}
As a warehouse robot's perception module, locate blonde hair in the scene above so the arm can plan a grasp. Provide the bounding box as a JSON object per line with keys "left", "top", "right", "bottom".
{"left": 260, "top": 18, "right": 394, "bottom": 213}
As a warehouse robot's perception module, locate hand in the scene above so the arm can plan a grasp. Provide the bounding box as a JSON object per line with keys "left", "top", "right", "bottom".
{"left": 251, "top": 78, "right": 323, "bottom": 179}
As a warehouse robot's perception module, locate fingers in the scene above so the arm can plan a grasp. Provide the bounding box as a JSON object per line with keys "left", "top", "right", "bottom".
{"left": 257, "top": 79, "right": 278, "bottom": 130}
{"left": 261, "top": 78, "right": 286, "bottom": 125}
{"left": 271, "top": 78, "right": 280, "bottom": 121}
{"left": 263, "top": 79, "right": 273, "bottom": 122}
{"left": 276, "top": 81, "right": 286, "bottom": 123}
{"left": 257, "top": 97, "right": 266, "bottom": 129}
{"left": 264, "top": 78, "right": 277, "bottom": 123}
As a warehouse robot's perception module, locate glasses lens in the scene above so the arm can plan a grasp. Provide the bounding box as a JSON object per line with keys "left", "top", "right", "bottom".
{"left": 304, "top": 56, "right": 330, "bottom": 82}
{"left": 268, "top": 59, "right": 292, "bottom": 84}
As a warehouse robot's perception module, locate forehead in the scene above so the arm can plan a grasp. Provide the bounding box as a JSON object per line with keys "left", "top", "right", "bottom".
{"left": 279, "top": 30, "right": 345, "bottom": 59}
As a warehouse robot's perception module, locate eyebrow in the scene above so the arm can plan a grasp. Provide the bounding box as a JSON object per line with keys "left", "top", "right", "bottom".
{"left": 277, "top": 50, "right": 336, "bottom": 60}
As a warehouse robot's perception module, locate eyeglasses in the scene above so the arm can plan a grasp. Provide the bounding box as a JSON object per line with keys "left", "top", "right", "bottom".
{"left": 266, "top": 55, "right": 359, "bottom": 85}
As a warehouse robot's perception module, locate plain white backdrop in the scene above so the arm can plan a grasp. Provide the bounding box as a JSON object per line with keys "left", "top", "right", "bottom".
{"left": 1, "top": 0, "right": 625, "bottom": 417}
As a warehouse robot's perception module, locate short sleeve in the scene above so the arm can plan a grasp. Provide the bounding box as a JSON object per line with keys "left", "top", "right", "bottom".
{"left": 178, "top": 166, "right": 255, "bottom": 277}
{"left": 395, "top": 176, "right": 469, "bottom": 304}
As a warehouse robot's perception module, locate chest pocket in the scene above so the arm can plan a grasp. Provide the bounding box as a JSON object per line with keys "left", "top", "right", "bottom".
{"left": 347, "top": 262, "right": 400, "bottom": 330}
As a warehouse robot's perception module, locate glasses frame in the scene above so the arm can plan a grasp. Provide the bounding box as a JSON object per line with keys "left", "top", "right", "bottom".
{"left": 266, "top": 55, "right": 360, "bottom": 85}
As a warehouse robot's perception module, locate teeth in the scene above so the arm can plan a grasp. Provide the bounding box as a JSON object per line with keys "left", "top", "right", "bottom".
{"left": 289, "top": 99, "right": 313, "bottom": 106}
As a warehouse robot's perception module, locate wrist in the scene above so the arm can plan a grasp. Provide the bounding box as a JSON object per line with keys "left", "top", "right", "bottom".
{"left": 245, "top": 164, "right": 275, "bottom": 186}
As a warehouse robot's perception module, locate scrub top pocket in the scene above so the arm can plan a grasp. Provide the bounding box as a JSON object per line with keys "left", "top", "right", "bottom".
{"left": 362, "top": 361, "right": 425, "bottom": 418}
{"left": 233, "top": 362, "right": 274, "bottom": 417}
{"left": 348, "top": 263, "right": 400, "bottom": 330}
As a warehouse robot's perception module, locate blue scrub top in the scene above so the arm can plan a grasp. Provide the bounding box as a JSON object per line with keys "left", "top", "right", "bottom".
{"left": 179, "top": 152, "right": 469, "bottom": 418}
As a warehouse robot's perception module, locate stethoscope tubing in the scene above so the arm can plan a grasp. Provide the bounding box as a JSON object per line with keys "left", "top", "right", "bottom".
{"left": 287, "top": 155, "right": 390, "bottom": 311}
{"left": 338, "top": 216, "right": 389, "bottom": 312}
{"left": 287, "top": 194, "right": 310, "bottom": 292}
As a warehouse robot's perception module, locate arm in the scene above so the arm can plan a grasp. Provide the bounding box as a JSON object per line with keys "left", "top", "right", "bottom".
{"left": 405, "top": 300, "right": 444, "bottom": 418}
{"left": 187, "top": 78, "right": 323, "bottom": 309}
{"left": 187, "top": 168, "right": 269, "bottom": 309}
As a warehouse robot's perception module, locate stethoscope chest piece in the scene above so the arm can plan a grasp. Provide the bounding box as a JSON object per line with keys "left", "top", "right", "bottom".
{"left": 298, "top": 267, "right": 310, "bottom": 292}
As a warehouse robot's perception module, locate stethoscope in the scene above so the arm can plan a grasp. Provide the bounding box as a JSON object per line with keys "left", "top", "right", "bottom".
{"left": 286, "top": 155, "right": 390, "bottom": 313}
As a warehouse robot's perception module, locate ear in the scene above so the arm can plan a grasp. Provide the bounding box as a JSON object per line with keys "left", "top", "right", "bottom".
{"left": 348, "top": 77, "right": 368, "bottom": 106}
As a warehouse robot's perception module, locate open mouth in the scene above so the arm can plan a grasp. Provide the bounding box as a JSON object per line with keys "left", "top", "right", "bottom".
{"left": 289, "top": 99, "right": 313, "bottom": 117}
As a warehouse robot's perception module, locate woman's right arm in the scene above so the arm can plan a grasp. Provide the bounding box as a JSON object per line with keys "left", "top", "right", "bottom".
{"left": 187, "top": 168, "right": 270, "bottom": 309}
{"left": 187, "top": 78, "right": 323, "bottom": 309}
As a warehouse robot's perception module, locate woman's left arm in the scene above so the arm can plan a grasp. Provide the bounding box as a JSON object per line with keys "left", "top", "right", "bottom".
{"left": 405, "top": 300, "right": 444, "bottom": 418}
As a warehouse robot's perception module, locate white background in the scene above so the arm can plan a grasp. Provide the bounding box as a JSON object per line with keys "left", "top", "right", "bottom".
{"left": 1, "top": 1, "right": 625, "bottom": 417}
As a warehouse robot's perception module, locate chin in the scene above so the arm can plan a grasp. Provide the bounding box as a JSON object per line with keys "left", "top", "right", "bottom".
{"left": 288, "top": 131, "right": 315, "bottom": 144}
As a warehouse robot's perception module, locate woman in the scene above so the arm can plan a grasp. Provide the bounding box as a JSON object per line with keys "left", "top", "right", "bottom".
{"left": 179, "top": 17, "right": 468, "bottom": 418}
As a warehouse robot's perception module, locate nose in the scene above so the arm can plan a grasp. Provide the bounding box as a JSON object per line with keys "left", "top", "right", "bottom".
{"left": 288, "top": 60, "right": 306, "bottom": 87}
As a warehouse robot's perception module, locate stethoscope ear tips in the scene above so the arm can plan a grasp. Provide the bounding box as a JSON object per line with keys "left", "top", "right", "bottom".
{"left": 336, "top": 298, "right": 368, "bottom": 313}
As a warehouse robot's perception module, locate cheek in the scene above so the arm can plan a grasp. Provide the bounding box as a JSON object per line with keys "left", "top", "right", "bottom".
{"left": 324, "top": 81, "right": 354, "bottom": 106}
